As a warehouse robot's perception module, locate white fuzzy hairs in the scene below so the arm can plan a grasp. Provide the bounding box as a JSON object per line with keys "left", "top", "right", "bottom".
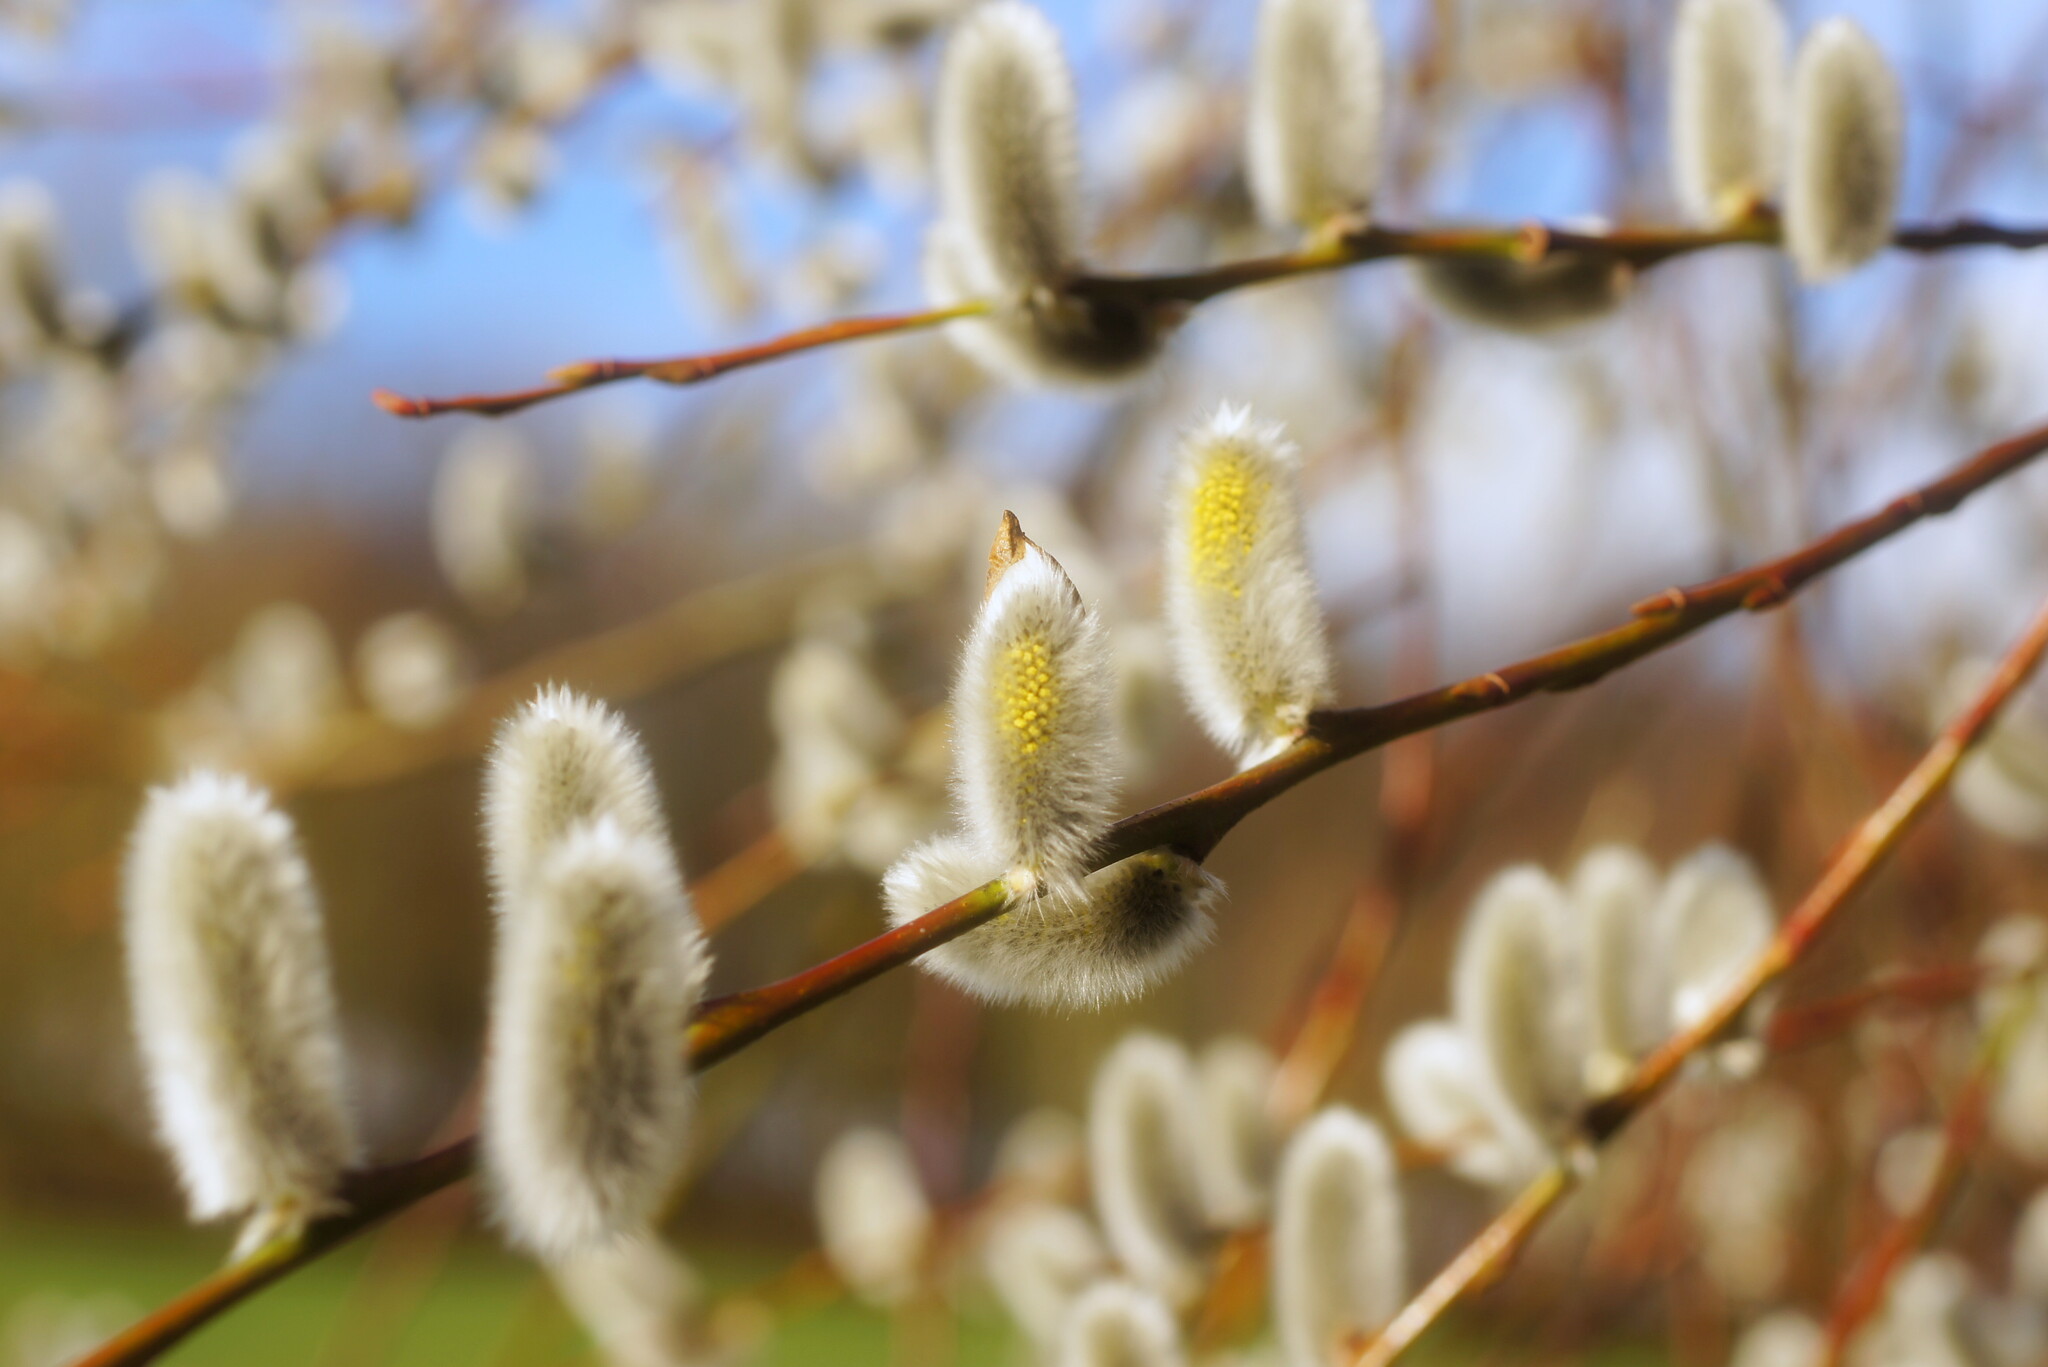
{"left": 880, "top": 512, "right": 1222, "bottom": 1011}
{"left": 1088, "top": 1032, "right": 1212, "bottom": 1306}
{"left": 483, "top": 817, "right": 709, "bottom": 1257}
{"left": 1784, "top": 17, "right": 1902, "bottom": 282}
{"left": 925, "top": 2, "right": 1173, "bottom": 384}
{"left": 122, "top": 770, "right": 360, "bottom": 1237}
{"left": 1670, "top": 0, "right": 1787, "bottom": 225}
{"left": 1271, "top": 1107, "right": 1406, "bottom": 1367}
{"left": 1247, "top": 0, "right": 1385, "bottom": 232}
{"left": 814, "top": 1126, "right": 934, "bottom": 1306}
{"left": 1163, "top": 404, "right": 1333, "bottom": 770}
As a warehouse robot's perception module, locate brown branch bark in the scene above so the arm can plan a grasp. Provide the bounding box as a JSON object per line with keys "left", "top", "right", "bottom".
{"left": 68, "top": 415, "right": 2048, "bottom": 1367}
{"left": 374, "top": 218, "right": 2048, "bottom": 419}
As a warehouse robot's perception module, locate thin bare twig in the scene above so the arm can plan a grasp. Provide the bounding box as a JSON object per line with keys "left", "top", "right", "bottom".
{"left": 1348, "top": 584, "right": 2048, "bottom": 1367}
{"left": 373, "top": 218, "right": 2048, "bottom": 420}
{"left": 69, "top": 416, "right": 2048, "bottom": 1367}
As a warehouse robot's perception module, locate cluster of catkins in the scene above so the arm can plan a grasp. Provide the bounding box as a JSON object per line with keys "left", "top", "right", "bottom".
{"left": 813, "top": 1031, "right": 1405, "bottom": 1367}
{"left": 1383, "top": 844, "right": 1778, "bottom": 1188}
{"left": 881, "top": 401, "right": 1330, "bottom": 1009}
{"left": 920, "top": 0, "right": 1906, "bottom": 380}
{"left": 123, "top": 687, "right": 711, "bottom": 1274}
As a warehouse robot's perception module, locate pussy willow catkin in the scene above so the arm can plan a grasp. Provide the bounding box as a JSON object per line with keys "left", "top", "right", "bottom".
{"left": 1163, "top": 404, "right": 1333, "bottom": 770}
{"left": 1272, "top": 1107, "right": 1406, "bottom": 1367}
{"left": 123, "top": 770, "right": 359, "bottom": 1243}
{"left": 1670, "top": 0, "right": 1788, "bottom": 225}
{"left": 1246, "top": 0, "right": 1385, "bottom": 232}
{"left": 1784, "top": 17, "right": 1902, "bottom": 282}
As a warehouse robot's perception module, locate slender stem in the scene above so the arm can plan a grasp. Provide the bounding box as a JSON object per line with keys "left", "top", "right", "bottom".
{"left": 1348, "top": 586, "right": 2048, "bottom": 1367}
{"left": 68, "top": 418, "right": 2048, "bottom": 1367}
{"left": 373, "top": 217, "right": 2048, "bottom": 420}
{"left": 373, "top": 301, "right": 989, "bottom": 419}
{"left": 1763, "top": 962, "right": 1991, "bottom": 1053}
{"left": 1349, "top": 1165, "right": 1575, "bottom": 1367}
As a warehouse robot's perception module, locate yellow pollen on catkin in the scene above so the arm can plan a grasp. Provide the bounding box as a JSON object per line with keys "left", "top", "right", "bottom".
{"left": 997, "top": 635, "right": 1059, "bottom": 765}
{"left": 1188, "top": 446, "right": 1266, "bottom": 597}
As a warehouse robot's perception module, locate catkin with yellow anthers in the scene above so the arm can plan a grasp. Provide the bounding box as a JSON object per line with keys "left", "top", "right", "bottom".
{"left": 814, "top": 1127, "right": 934, "bottom": 1307}
{"left": 1247, "top": 0, "right": 1384, "bottom": 232}
{"left": 1163, "top": 405, "right": 1332, "bottom": 770}
{"left": 881, "top": 835, "right": 1220, "bottom": 1009}
{"left": 1784, "top": 17, "right": 1902, "bottom": 283}
{"left": 483, "top": 686, "right": 668, "bottom": 917}
{"left": 1089, "top": 1033, "right": 1210, "bottom": 1306}
{"left": 956, "top": 513, "right": 1120, "bottom": 895}
{"left": 1055, "top": 1280, "right": 1188, "bottom": 1367}
{"left": 925, "top": 2, "right": 1175, "bottom": 383}
{"left": 483, "top": 819, "right": 708, "bottom": 1258}
{"left": 1411, "top": 251, "right": 1633, "bottom": 334}
{"left": 1271, "top": 1108, "right": 1405, "bottom": 1367}
{"left": 1670, "top": 0, "right": 1788, "bottom": 225}
{"left": 1570, "top": 844, "right": 1665, "bottom": 1096}
{"left": 984, "top": 1202, "right": 1111, "bottom": 1350}
{"left": 1191, "top": 1037, "right": 1280, "bottom": 1229}
{"left": 1651, "top": 844, "right": 1774, "bottom": 1031}
{"left": 1452, "top": 866, "right": 1588, "bottom": 1145}
{"left": 122, "top": 771, "right": 360, "bottom": 1240}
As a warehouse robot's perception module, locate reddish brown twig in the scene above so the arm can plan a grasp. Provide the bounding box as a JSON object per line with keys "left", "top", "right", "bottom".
{"left": 68, "top": 418, "right": 2048, "bottom": 1367}
{"left": 374, "top": 301, "right": 989, "bottom": 418}
{"left": 1764, "top": 962, "right": 1993, "bottom": 1054}
{"left": 1819, "top": 980, "right": 2039, "bottom": 1364}
{"left": 1349, "top": 584, "right": 2048, "bottom": 1367}
{"left": 374, "top": 218, "right": 2048, "bottom": 420}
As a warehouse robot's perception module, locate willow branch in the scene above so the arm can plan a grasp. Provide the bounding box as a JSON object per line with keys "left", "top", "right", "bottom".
{"left": 372, "top": 301, "right": 990, "bottom": 419}
{"left": 373, "top": 217, "right": 2048, "bottom": 420}
{"left": 69, "top": 417, "right": 2048, "bottom": 1367}
{"left": 1349, "top": 585, "right": 2048, "bottom": 1367}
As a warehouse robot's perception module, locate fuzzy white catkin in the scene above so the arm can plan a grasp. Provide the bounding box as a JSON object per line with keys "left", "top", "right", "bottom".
{"left": 994, "top": 1106, "right": 1088, "bottom": 1199}
{"left": 1653, "top": 844, "right": 1775, "bottom": 1031}
{"left": 550, "top": 1237, "right": 702, "bottom": 1367}
{"left": 984, "top": 1202, "right": 1111, "bottom": 1348}
{"left": 122, "top": 770, "right": 360, "bottom": 1228}
{"left": 432, "top": 426, "right": 536, "bottom": 614}
{"left": 483, "top": 687, "right": 668, "bottom": 916}
{"left": 1089, "top": 1033, "right": 1210, "bottom": 1305}
{"left": 1783, "top": 18, "right": 1903, "bottom": 283}
{"left": 483, "top": 819, "right": 708, "bottom": 1257}
{"left": 2012, "top": 1186, "right": 2048, "bottom": 1302}
{"left": 1191, "top": 1036, "right": 1280, "bottom": 1229}
{"left": 1055, "top": 1280, "right": 1187, "bottom": 1367}
{"left": 1570, "top": 845, "right": 1665, "bottom": 1095}
{"left": 1669, "top": 0, "right": 1788, "bottom": 225}
{"left": 1381, "top": 1020, "right": 1542, "bottom": 1188}
{"left": 1992, "top": 1003, "right": 2048, "bottom": 1165}
{"left": 228, "top": 602, "right": 345, "bottom": 758}
{"left": 924, "top": 3, "right": 1170, "bottom": 383}
{"left": 1452, "top": 866, "right": 1587, "bottom": 1145}
{"left": 355, "top": 611, "right": 469, "bottom": 732}
{"left": 1163, "top": 405, "right": 1333, "bottom": 770}
{"left": 1940, "top": 658, "right": 2048, "bottom": 846}
{"left": 1411, "top": 252, "right": 1632, "bottom": 334}
{"left": 1272, "top": 1108, "right": 1404, "bottom": 1367}
{"left": 880, "top": 834, "right": 1220, "bottom": 1008}
{"left": 1246, "top": 0, "right": 1384, "bottom": 231}
{"left": 955, "top": 517, "right": 1120, "bottom": 894}
{"left": 814, "top": 1127, "right": 934, "bottom": 1306}
{"left": 1729, "top": 1311, "right": 1824, "bottom": 1367}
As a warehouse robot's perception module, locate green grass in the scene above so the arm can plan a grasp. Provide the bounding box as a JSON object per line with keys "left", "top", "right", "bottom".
{"left": 0, "top": 1214, "right": 1024, "bottom": 1367}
